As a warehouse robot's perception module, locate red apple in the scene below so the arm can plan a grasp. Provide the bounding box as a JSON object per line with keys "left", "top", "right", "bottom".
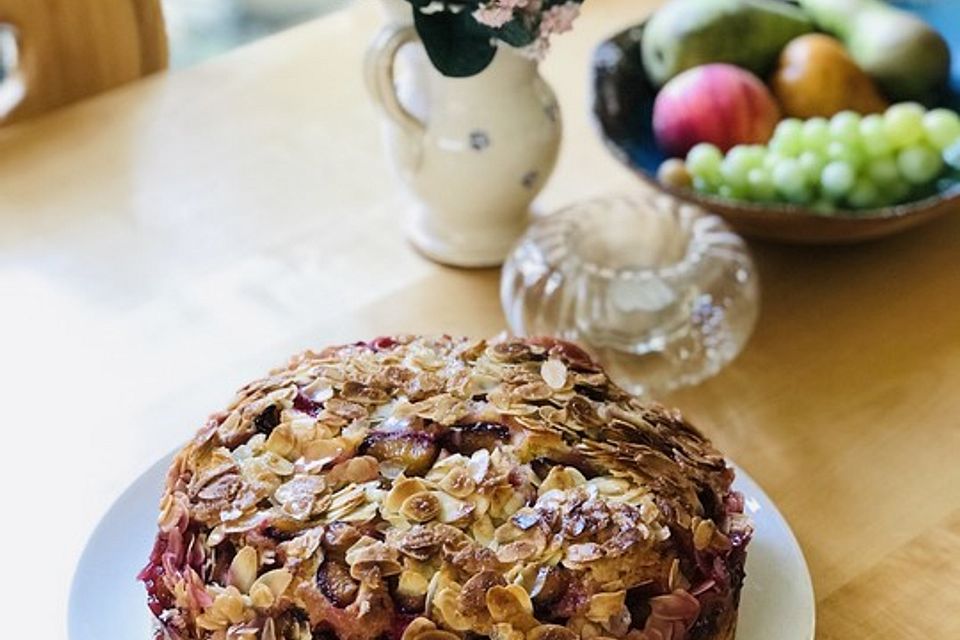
{"left": 652, "top": 63, "right": 781, "bottom": 157}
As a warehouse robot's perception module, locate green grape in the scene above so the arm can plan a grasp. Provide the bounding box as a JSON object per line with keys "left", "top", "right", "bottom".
{"left": 720, "top": 159, "right": 749, "bottom": 189}
{"left": 676, "top": 110, "right": 960, "bottom": 208}
{"left": 686, "top": 143, "right": 723, "bottom": 179}
{"left": 810, "top": 199, "right": 838, "bottom": 216}
{"left": 747, "top": 167, "right": 777, "bottom": 201}
{"left": 826, "top": 141, "right": 865, "bottom": 171}
{"left": 897, "top": 144, "right": 944, "bottom": 184}
{"left": 763, "top": 152, "right": 786, "bottom": 171}
{"left": 923, "top": 109, "right": 960, "bottom": 150}
{"left": 718, "top": 184, "right": 748, "bottom": 200}
{"left": 945, "top": 140, "right": 960, "bottom": 171}
{"left": 772, "top": 157, "right": 808, "bottom": 198}
{"left": 859, "top": 114, "right": 893, "bottom": 157}
{"left": 882, "top": 179, "right": 911, "bottom": 204}
{"left": 883, "top": 102, "right": 925, "bottom": 148}
{"left": 770, "top": 118, "right": 803, "bottom": 156}
{"left": 847, "top": 178, "right": 880, "bottom": 209}
{"left": 783, "top": 186, "right": 814, "bottom": 204}
{"left": 867, "top": 156, "right": 900, "bottom": 185}
{"left": 723, "top": 145, "right": 765, "bottom": 185}
{"left": 740, "top": 144, "right": 768, "bottom": 168}
{"left": 798, "top": 151, "right": 826, "bottom": 183}
{"left": 774, "top": 118, "right": 803, "bottom": 139}
{"left": 692, "top": 175, "right": 717, "bottom": 194}
{"left": 820, "top": 161, "right": 856, "bottom": 198}
{"left": 829, "top": 110, "right": 861, "bottom": 144}
{"left": 801, "top": 117, "right": 830, "bottom": 151}
{"left": 870, "top": 191, "right": 895, "bottom": 209}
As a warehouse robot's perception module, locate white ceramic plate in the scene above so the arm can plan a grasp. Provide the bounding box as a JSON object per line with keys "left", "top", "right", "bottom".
{"left": 69, "top": 454, "right": 815, "bottom": 640}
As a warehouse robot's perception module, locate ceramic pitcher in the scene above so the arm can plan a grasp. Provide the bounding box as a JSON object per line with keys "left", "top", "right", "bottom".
{"left": 365, "top": 17, "right": 562, "bottom": 268}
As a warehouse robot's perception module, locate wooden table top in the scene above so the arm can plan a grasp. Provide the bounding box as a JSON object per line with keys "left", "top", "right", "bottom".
{"left": 1, "top": 1, "right": 958, "bottom": 638}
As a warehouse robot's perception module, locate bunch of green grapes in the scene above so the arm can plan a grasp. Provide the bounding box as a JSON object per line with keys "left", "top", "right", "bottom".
{"left": 669, "top": 104, "right": 960, "bottom": 212}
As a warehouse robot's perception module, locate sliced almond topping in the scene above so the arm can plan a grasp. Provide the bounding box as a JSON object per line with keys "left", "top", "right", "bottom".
{"left": 401, "top": 618, "right": 439, "bottom": 640}
{"left": 264, "top": 423, "right": 296, "bottom": 458}
{"left": 538, "top": 466, "right": 587, "bottom": 495}
{"left": 436, "top": 492, "right": 475, "bottom": 524}
{"left": 250, "top": 568, "right": 293, "bottom": 605}
{"left": 249, "top": 582, "right": 276, "bottom": 609}
{"left": 467, "top": 449, "right": 491, "bottom": 483}
{"left": 434, "top": 586, "right": 473, "bottom": 631}
{"left": 540, "top": 359, "right": 568, "bottom": 391}
{"left": 440, "top": 466, "right": 477, "bottom": 499}
{"left": 693, "top": 518, "right": 716, "bottom": 551}
{"left": 492, "top": 624, "right": 526, "bottom": 640}
{"left": 400, "top": 491, "right": 442, "bottom": 523}
{"left": 396, "top": 569, "right": 430, "bottom": 611}
{"left": 668, "top": 558, "right": 690, "bottom": 592}
{"left": 259, "top": 451, "right": 295, "bottom": 477}
{"left": 301, "top": 437, "right": 346, "bottom": 464}
{"left": 527, "top": 624, "right": 578, "bottom": 640}
{"left": 227, "top": 546, "right": 258, "bottom": 593}
{"left": 471, "top": 515, "right": 496, "bottom": 546}
{"left": 486, "top": 585, "right": 538, "bottom": 632}
{"left": 326, "top": 456, "right": 380, "bottom": 487}
{"left": 585, "top": 590, "right": 626, "bottom": 623}
{"left": 216, "top": 411, "right": 242, "bottom": 441}
{"left": 345, "top": 536, "right": 403, "bottom": 580}
{"left": 261, "top": 618, "right": 277, "bottom": 640}
{"left": 564, "top": 542, "right": 603, "bottom": 565}
{"left": 494, "top": 543, "right": 527, "bottom": 566}
{"left": 486, "top": 584, "right": 534, "bottom": 621}
{"left": 385, "top": 477, "right": 429, "bottom": 512}
{"left": 417, "top": 631, "right": 462, "bottom": 640}
{"left": 220, "top": 586, "right": 248, "bottom": 623}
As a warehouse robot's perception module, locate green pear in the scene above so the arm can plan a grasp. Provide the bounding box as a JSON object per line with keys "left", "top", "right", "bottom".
{"left": 642, "top": 0, "right": 813, "bottom": 87}
{"left": 798, "top": 0, "right": 950, "bottom": 103}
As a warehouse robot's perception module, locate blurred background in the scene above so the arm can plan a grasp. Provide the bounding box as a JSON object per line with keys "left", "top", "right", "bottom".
{"left": 0, "top": 0, "right": 350, "bottom": 83}
{"left": 162, "top": 0, "right": 350, "bottom": 67}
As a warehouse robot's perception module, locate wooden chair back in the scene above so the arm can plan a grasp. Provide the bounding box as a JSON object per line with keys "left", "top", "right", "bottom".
{"left": 0, "top": 0, "right": 167, "bottom": 125}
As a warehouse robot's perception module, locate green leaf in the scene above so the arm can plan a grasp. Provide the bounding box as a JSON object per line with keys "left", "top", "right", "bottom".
{"left": 494, "top": 18, "right": 536, "bottom": 48}
{"left": 413, "top": 6, "right": 497, "bottom": 77}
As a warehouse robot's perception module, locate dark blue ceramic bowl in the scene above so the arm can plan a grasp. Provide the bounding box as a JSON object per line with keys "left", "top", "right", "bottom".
{"left": 591, "top": 1, "right": 960, "bottom": 243}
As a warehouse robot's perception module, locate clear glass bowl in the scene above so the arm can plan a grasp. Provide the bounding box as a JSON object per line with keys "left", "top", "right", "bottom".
{"left": 501, "top": 195, "right": 760, "bottom": 397}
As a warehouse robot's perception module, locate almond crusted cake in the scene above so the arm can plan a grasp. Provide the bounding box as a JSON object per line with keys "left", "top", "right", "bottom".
{"left": 140, "top": 336, "right": 751, "bottom": 640}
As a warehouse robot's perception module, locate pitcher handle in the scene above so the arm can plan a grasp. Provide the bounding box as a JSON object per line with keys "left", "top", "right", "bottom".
{"left": 364, "top": 24, "right": 424, "bottom": 138}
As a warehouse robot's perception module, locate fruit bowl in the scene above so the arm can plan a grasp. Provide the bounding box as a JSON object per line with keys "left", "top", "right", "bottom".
{"left": 591, "top": 8, "right": 960, "bottom": 244}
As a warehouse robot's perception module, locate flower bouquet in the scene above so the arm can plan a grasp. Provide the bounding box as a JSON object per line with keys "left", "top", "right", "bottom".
{"left": 402, "top": 0, "right": 584, "bottom": 77}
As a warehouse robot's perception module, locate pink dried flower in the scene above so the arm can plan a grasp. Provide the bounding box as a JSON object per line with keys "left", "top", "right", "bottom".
{"left": 474, "top": 5, "right": 514, "bottom": 28}
{"left": 515, "top": 1, "right": 581, "bottom": 60}
{"left": 473, "top": 0, "right": 532, "bottom": 29}
{"left": 521, "top": 0, "right": 543, "bottom": 12}
{"left": 539, "top": 1, "right": 580, "bottom": 36}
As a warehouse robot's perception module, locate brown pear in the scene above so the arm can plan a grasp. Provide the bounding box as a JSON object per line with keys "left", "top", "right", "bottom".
{"left": 771, "top": 33, "right": 888, "bottom": 118}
